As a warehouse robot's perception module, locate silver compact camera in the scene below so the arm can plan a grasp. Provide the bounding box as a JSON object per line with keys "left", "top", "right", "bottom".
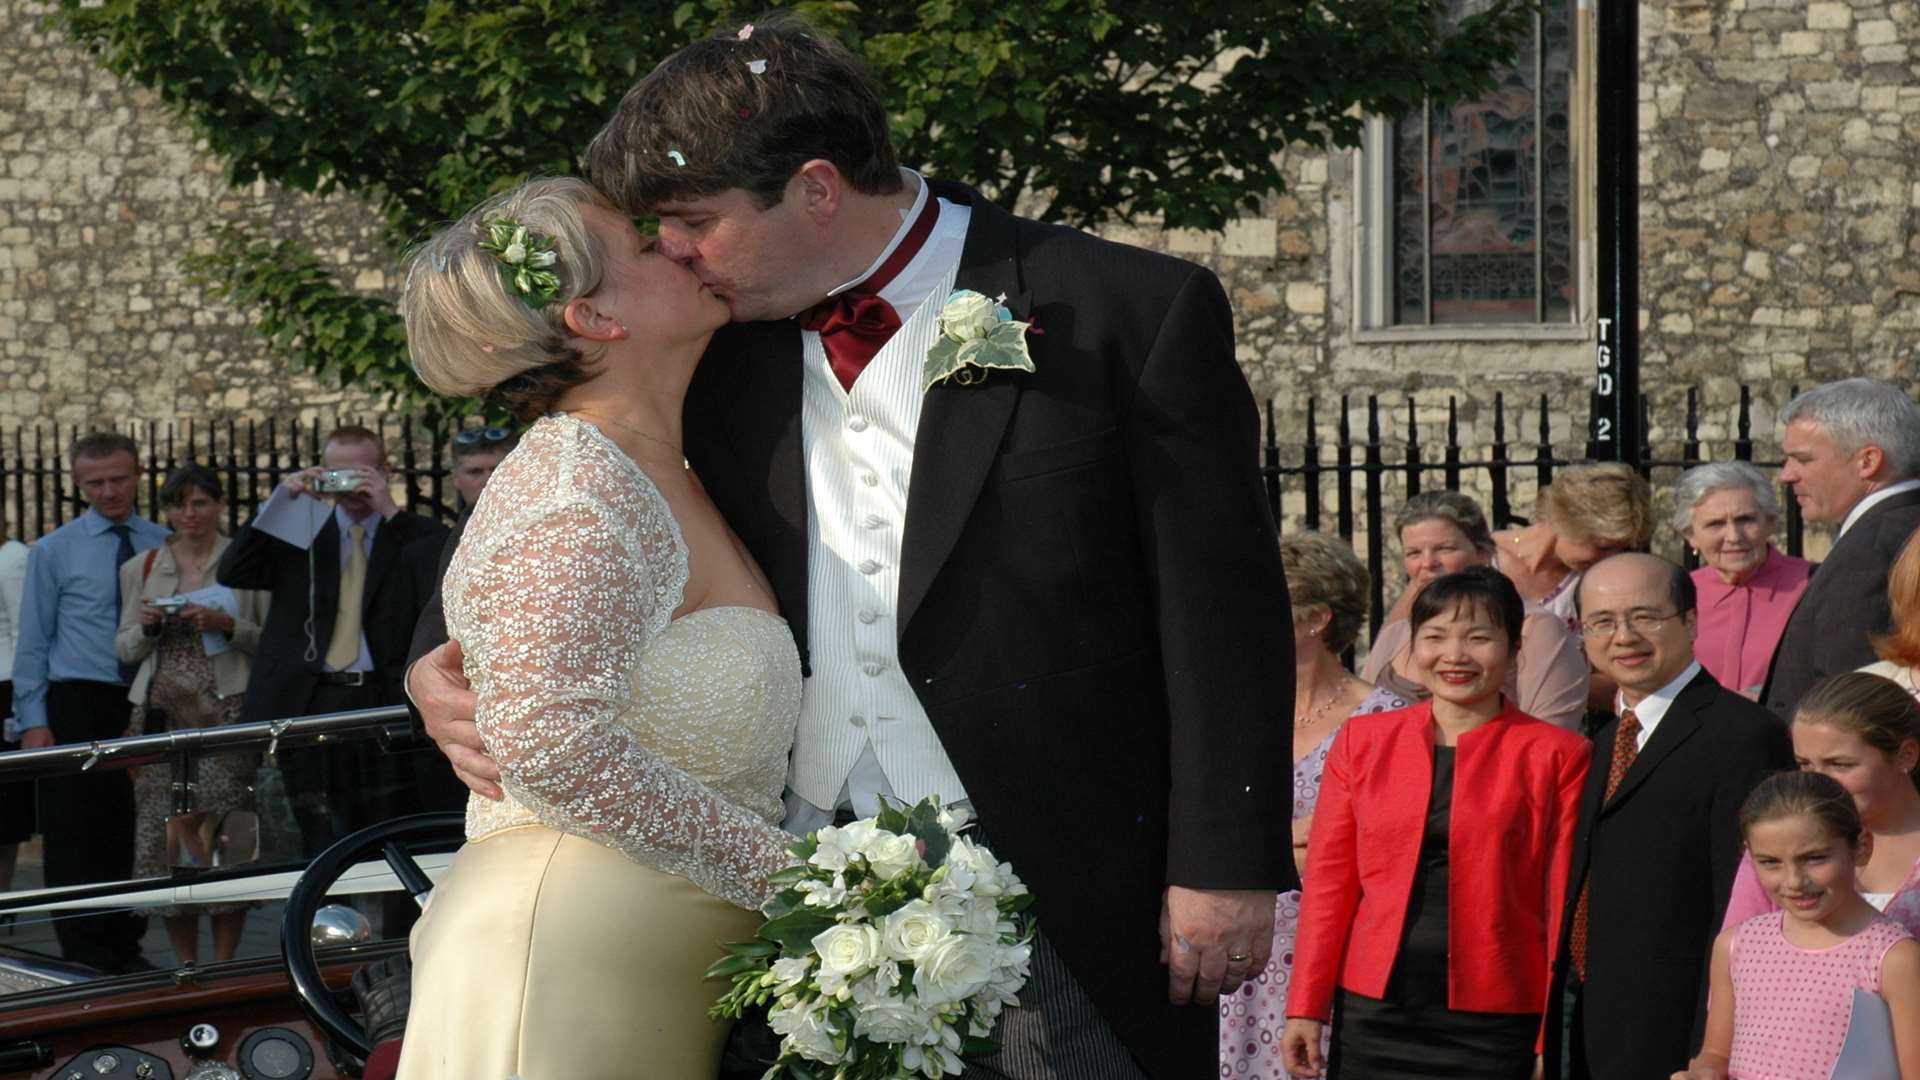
{"left": 151, "top": 595, "right": 192, "bottom": 617}
{"left": 310, "top": 468, "right": 362, "bottom": 494}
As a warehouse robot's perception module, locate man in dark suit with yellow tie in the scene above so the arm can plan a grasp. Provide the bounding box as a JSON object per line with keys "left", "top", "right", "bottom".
{"left": 218, "top": 425, "right": 446, "bottom": 853}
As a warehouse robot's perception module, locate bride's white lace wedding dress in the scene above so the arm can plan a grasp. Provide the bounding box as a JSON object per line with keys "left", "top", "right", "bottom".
{"left": 397, "top": 414, "right": 801, "bottom": 1078}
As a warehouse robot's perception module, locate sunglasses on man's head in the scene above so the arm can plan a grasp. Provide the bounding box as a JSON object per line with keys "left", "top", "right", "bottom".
{"left": 453, "top": 426, "right": 513, "bottom": 447}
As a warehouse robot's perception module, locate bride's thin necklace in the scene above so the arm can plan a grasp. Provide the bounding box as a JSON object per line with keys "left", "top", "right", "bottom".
{"left": 576, "top": 410, "right": 687, "bottom": 469}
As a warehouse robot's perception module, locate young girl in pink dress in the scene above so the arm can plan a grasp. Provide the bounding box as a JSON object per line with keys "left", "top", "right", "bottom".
{"left": 1676, "top": 771, "right": 1920, "bottom": 1080}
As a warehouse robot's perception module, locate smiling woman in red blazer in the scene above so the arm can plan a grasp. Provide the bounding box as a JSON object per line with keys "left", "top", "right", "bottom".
{"left": 1281, "top": 566, "right": 1591, "bottom": 1079}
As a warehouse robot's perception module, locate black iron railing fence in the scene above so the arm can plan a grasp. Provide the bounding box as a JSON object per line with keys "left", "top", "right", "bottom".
{"left": 1263, "top": 384, "right": 1802, "bottom": 641}
{"left": 3, "top": 386, "right": 1803, "bottom": 643}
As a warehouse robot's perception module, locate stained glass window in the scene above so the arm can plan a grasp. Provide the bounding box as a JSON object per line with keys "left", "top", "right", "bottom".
{"left": 1391, "top": 0, "right": 1576, "bottom": 325}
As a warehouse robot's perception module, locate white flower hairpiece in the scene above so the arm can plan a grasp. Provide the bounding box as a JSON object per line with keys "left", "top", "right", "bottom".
{"left": 475, "top": 217, "right": 561, "bottom": 308}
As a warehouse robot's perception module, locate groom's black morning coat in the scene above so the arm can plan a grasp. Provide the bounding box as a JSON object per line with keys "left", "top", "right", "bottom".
{"left": 412, "top": 181, "right": 1295, "bottom": 1076}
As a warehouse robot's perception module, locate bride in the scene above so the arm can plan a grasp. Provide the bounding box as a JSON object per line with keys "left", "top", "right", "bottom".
{"left": 394, "top": 177, "right": 800, "bottom": 1076}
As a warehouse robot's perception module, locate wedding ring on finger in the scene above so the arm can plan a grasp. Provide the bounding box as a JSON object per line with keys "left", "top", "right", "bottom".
{"left": 1226, "top": 951, "right": 1253, "bottom": 964}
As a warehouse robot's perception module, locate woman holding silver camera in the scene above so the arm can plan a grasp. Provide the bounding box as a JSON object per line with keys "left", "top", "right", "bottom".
{"left": 115, "top": 464, "right": 270, "bottom": 964}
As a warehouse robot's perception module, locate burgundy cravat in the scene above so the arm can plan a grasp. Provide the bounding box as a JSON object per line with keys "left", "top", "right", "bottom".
{"left": 799, "top": 194, "right": 941, "bottom": 391}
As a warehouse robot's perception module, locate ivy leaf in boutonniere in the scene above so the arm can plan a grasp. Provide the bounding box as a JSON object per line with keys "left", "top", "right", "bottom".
{"left": 923, "top": 289, "right": 1036, "bottom": 392}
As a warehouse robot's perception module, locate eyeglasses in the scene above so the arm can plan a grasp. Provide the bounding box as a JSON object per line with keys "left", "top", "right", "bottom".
{"left": 453, "top": 426, "right": 513, "bottom": 447}
{"left": 1579, "top": 610, "right": 1685, "bottom": 638}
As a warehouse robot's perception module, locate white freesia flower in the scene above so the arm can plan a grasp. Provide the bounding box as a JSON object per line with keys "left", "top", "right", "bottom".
{"left": 948, "top": 837, "right": 1004, "bottom": 897}
{"left": 809, "top": 826, "right": 857, "bottom": 872}
{"left": 881, "top": 899, "right": 953, "bottom": 962}
{"left": 813, "top": 923, "right": 882, "bottom": 996}
{"left": 502, "top": 241, "right": 527, "bottom": 265}
{"left": 936, "top": 803, "right": 973, "bottom": 832}
{"left": 914, "top": 933, "right": 997, "bottom": 1006}
{"left": 527, "top": 249, "right": 557, "bottom": 268}
{"left": 939, "top": 290, "right": 1002, "bottom": 342}
{"left": 768, "top": 999, "right": 844, "bottom": 1065}
{"left": 851, "top": 985, "right": 928, "bottom": 1044}
{"left": 768, "top": 956, "right": 813, "bottom": 991}
{"left": 863, "top": 832, "right": 922, "bottom": 880}
{"left": 798, "top": 871, "right": 848, "bottom": 908}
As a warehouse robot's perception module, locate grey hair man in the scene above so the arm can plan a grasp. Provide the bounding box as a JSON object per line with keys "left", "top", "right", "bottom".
{"left": 1764, "top": 378, "right": 1920, "bottom": 717}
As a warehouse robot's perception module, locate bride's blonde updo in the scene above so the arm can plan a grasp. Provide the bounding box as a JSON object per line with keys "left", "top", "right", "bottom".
{"left": 402, "top": 177, "right": 618, "bottom": 422}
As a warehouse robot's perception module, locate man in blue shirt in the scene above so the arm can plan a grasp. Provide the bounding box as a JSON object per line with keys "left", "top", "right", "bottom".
{"left": 15, "top": 432, "right": 167, "bottom": 973}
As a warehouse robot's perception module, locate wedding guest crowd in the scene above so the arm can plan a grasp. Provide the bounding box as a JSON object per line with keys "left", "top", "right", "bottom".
{"left": 1246, "top": 377, "right": 1920, "bottom": 1079}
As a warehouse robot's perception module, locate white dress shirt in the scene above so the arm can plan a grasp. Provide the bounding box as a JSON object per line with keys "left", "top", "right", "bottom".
{"left": 787, "top": 170, "right": 975, "bottom": 825}
{"left": 1618, "top": 659, "right": 1702, "bottom": 751}
{"left": 1839, "top": 478, "right": 1920, "bottom": 538}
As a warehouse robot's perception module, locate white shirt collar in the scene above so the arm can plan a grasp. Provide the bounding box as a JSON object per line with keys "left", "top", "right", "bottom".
{"left": 1839, "top": 478, "right": 1920, "bottom": 538}
{"left": 824, "top": 168, "right": 930, "bottom": 300}
{"left": 1618, "top": 659, "right": 1702, "bottom": 749}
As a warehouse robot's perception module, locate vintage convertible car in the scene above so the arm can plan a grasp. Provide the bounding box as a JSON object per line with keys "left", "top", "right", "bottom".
{"left": 0, "top": 708, "right": 464, "bottom": 1080}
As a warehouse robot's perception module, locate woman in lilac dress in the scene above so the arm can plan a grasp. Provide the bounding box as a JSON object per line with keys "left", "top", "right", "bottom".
{"left": 1221, "top": 532, "right": 1405, "bottom": 1079}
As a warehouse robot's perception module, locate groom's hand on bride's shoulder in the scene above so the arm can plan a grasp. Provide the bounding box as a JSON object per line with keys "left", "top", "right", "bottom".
{"left": 411, "top": 639, "right": 502, "bottom": 801}
{"left": 1160, "top": 885, "right": 1277, "bottom": 1007}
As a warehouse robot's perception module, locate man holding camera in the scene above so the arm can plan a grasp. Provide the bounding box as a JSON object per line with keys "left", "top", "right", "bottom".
{"left": 218, "top": 425, "right": 446, "bottom": 853}
{"left": 14, "top": 432, "right": 168, "bottom": 972}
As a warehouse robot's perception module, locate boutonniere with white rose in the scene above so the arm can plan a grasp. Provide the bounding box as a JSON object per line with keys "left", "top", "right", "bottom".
{"left": 922, "top": 289, "right": 1037, "bottom": 393}
{"left": 707, "top": 797, "right": 1035, "bottom": 1079}
{"left": 475, "top": 217, "right": 562, "bottom": 308}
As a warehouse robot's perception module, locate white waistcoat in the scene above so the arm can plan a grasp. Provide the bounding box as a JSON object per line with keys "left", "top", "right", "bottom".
{"left": 790, "top": 255, "right": 971, "bottom": 811}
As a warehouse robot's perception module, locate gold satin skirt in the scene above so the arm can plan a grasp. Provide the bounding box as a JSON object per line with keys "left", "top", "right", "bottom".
{"left": 396, "top": 825, "right": 760, "bottom": 1079}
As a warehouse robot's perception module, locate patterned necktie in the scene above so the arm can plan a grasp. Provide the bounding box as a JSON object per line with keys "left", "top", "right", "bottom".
{"left": 798, "top": 195, "right": 941, "bottom": 391}
{"left": 1569, "top": 708, "right": 1642, "bottom": 980}
{"left": 325, "top": 524, "right": 367, "bottom": 671}
{"left": 109, "top": 524, "right": 137, "bottom": 683}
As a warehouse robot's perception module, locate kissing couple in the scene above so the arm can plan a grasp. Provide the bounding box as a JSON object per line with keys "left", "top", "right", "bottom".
{"left": 396, "top": 14, "right": 1295, "bottom": 1079}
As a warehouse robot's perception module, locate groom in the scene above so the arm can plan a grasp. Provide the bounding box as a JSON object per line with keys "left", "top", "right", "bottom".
{"left": 409, "top": 16, "right": 1293, "bottom": 1077}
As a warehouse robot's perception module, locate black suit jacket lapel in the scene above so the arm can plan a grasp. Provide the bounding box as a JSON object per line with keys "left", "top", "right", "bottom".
{"left": 700, "top": 319, "right": 811, "bottom": 657}
{"left": 1604, "top": 670, "right": 1715, "bottom": 811}
{"left": 897, "top": 181, "right": 1028, "bottom": 637}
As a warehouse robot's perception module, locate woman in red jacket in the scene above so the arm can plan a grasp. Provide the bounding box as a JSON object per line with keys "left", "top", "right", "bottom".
{"left": 1281, "top": 566, "right": 1590, "bottom": 1078}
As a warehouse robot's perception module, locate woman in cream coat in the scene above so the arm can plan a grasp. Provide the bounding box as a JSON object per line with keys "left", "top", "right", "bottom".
{"left": 115, "top": 465, "right": 269, "bottom": 964}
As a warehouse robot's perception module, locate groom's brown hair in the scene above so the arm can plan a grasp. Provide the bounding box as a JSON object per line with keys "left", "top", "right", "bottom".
{"left": 583, "top": 12, "right": 904, "bottom": 214}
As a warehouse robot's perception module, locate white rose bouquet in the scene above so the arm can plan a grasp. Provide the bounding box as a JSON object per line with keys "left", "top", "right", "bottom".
{"left": 707, "top": 798, "right": 1034, "bottom": 1079}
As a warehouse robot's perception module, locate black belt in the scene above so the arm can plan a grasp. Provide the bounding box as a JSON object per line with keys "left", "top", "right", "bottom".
{"left": 316, "top": 671, "right": 370, "bottom": 687}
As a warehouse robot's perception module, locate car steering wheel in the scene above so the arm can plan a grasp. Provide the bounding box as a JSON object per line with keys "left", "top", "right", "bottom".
{"left": 280, "top": 812, "right": 465, "bottom": 1060}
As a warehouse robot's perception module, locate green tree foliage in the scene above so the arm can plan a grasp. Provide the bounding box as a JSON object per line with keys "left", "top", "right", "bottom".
{"left": 49, "top": 0, "right": 1533, "bottom": 417}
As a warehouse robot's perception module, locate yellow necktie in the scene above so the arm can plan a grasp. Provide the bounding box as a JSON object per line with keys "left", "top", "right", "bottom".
{"left": 325, "top": 524, "right": 367, "bottom": 670}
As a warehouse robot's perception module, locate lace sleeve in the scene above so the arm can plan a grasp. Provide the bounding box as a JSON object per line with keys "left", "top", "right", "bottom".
{"left": 454, "top": 496, "right": 796, "bottom": 910}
